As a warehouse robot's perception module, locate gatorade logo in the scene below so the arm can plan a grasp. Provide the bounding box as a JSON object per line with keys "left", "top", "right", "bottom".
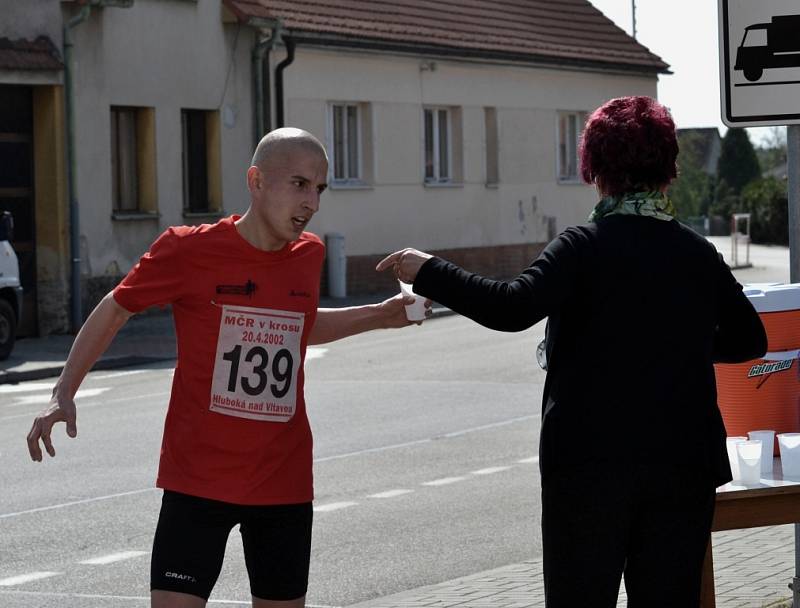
{"left": 748, "top": 359, "right": 793, "bottom": 378}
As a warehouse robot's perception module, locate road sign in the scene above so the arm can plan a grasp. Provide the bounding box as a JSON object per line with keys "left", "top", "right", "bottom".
{"left": 719, "top": 0, "right": 800, "bottom": 127}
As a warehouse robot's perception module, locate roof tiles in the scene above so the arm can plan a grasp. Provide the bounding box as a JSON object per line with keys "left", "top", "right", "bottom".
{"left": 224, "top": 0, "right": 668, "bottom": 72}
{"left": 0, "top": 36, "right": 63, "bottom": 71}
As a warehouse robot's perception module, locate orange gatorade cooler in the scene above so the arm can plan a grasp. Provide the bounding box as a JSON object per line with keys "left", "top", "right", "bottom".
{"left": 715, "top": 284, "right": 800, "bottom": 454}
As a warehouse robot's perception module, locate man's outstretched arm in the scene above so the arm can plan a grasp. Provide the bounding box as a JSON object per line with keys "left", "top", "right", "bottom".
{"left": 27, "top": 292, "right": 134, "bottom": 461}
{"left": 308, "top": 293, "right": 428, "bottom": 345}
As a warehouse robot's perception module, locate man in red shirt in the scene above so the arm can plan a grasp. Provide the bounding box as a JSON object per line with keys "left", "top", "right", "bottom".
{"left": 27, "top": 128, "right": 423, "bottom": 608}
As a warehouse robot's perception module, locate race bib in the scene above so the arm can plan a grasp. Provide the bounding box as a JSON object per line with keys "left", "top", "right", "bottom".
{"left": 210, "top": 305, "right": 304, "bottom": 422}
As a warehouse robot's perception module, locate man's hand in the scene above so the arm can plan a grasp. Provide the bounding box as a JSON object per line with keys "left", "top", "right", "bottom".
{"left": 23, "top": 291, "right": 132, "bottom": 463}
{"left": 377, "top": 292, "right": 433, "bottom": 328}
{"left": 27, "top": 395, "right": 77, "bottom": 461}
{"left": 375, "top": 248, "right": 433, "bottom": 284}
{"left": 309, "top": 293, "right": 433, "bottom": 345}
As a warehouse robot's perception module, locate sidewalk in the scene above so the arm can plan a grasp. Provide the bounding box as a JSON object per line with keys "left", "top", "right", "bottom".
{"left": 349, "top": 525, "right": 796, "bottom": 607}
{"left": 0, "top": 293, "right": 448, "bottom": 384}
{"left": 707, "top": 236, "right": 790, "bottom": 284}
{"left": 0, "top": 309, "right": 178, "bottom": 384}
{"left": 2, "top": 237, "right": 797, "bottom": 607}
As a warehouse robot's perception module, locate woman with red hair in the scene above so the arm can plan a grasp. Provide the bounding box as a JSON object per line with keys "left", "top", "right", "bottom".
{"left": 378, "top": 96, "right": 766, "bottom": 607}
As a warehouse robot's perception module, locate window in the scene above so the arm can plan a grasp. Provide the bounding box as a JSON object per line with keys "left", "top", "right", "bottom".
{"left": 330, "top": 103, "right": 360, "bottom": 182}
{"left": 110, "top": 108, "right": 137, "bottom": 212}
{"left": 741, "top": 27, "right": 767, "bottom": 48}
{"left": 484, "top": 107, "right": 499, "bottom": 186}
{"left": 182, "top": 109, "right": 222, "bottom": 215}
{"left": 327, "top": 102, "right": 373, "bottom": 187}
{"left": 110, "top": 106, "right": 157, "bottom": 215}
{"left": 424, "top": 107, "right": 451, "bottom": 183}
{"left": 557, "top": 111, "right": 584, "bottom": 182}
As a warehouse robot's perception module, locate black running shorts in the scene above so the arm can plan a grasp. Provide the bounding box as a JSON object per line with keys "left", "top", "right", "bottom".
{"left": 150, "top": 490, "right": 313, "bottom": 601}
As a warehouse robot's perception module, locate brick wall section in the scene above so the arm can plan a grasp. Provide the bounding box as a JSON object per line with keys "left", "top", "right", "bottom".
{"left": 320, "top": 242, "right": 548, "bottom": 297}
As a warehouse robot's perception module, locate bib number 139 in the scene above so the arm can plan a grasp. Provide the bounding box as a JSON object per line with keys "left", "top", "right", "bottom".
{"left": 221, "top": 345, "right": 293, "bottom": 398}
{"left": 210, "top": 305, "right": 304, "bottom": 422}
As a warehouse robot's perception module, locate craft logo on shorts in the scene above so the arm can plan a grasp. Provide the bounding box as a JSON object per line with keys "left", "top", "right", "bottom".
{"left": 165, "top": 571, "right": 197, "bottom": 583}
{"left": 748, "top": 359, "right": 793, "bottom": 378}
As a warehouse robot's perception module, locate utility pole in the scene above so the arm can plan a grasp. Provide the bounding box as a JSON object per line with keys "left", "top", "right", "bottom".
{"left": 789, "top": 125, "right": 800, "bottom": 282}
{"left": 631, "top": 0, "right": 637, "bottom": 39}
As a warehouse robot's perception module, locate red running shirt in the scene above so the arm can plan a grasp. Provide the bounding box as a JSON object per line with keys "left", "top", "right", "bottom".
{"left": 113, "top": 216, "right": 324, "bottom": 505}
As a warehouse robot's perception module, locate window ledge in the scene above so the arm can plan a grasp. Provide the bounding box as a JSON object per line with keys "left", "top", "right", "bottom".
{"left": 485, "top": 182, "right": 499, "bottom": 189}
{"left": 329, "top": 181, "right": 373, "bottom": 191}
{"left": 183, "top": 210, "right": 225, "bottom": 220}
{"left": 112, "top": 211, "right": 161, "bottom": 221}
{"left": 424, "top": 181, "right": 463, "bottom": 189}
{"left": 557, "top": 178, "right": 583, "bottom": 185}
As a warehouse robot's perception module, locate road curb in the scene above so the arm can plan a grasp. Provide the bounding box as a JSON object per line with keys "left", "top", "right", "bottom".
{"left": 0, "top": 308, "right": 456, "bottom": 384}
{"left": 0, "top": 355, "right": 174, "bottom": 385}
{"left": 430, "top": 307, "right": 455, "bottom": 319}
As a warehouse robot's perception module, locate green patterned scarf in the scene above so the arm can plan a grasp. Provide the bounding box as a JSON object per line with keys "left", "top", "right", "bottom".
{"left": 588, "top": 191, "right": 677, "bottom": 222}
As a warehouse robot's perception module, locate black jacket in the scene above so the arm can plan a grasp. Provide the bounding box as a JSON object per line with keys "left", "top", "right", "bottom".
{"left": 414, "top": 217, "right": 767, "bottom": 486}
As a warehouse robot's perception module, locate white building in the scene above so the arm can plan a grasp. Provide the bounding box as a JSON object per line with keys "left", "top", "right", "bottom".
{"left": 0, "top": 0, "right": 668, "bottom": 336}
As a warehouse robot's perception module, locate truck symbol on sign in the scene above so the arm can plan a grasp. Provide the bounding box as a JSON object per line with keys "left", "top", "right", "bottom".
{"left": 735, "top": 14, "right": 800, "bottom": 82}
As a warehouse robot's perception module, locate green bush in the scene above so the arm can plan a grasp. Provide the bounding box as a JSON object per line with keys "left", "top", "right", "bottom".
{"left": 710, "top": 179, "right": 740, "bottom": 220}
{"left": 741, "top": 177, "right": 788, "bottom": 245}
{"left": 670, "top": 132, "right": 714, "bottom": 220}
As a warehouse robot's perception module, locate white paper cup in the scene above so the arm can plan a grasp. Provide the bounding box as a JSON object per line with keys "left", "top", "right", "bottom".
{"left": 736, "top": 440, "right": 762, "bottom": 485}
{"left": 748, "top": 430, "right": 775, "bottom": 474}
{"left": 399, "top": 281, "right": 426, "bottom": 321}
{"left": 726, "top": 436, "right": 747, "bottom": 480}
{"left": 778, "top": 433, "right": 800, "bottom": 479}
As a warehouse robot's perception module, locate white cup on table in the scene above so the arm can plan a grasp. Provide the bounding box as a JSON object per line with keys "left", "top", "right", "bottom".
{"left": 736, "top": 440, "right": 762, "bottom": 485}
{"left": 726, "top": 436, "right": 747, "bottom": 480}
{"left": 748, "top": 430, "right": 775, "bottom": 474}
{"left": 778, "top": 433, "right": 800, "bottom": 479}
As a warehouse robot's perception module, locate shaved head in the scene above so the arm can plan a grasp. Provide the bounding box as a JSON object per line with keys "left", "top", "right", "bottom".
{"left": 251, "top": 127, "right": 328, "bottom": 171}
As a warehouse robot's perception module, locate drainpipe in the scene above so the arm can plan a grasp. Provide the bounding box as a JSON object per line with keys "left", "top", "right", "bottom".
{"left": 63, "top": 0, "right": 134, "bottom": 333}
{"left": 63, "top": 6, "right": 91, "bottom": 334}
{"left": 250, "top": 20, "right": 281, "bottom": 147}
{"left": 275, "top": 36, "right": 295, "bottom": 128}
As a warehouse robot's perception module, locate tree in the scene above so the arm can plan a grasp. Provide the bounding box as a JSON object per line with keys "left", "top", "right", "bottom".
{"left": 717, "top": 128, "right": 761, "bottom": 195}
{"left": 711, "top": 128, "right": 761, "bottom": 220}
{"left": 710, "top": 180, "right": 740, "bottom": 220}
{"left": 741, "top": 177, "right": 788, "bottom": 245}
{"left": 755, "top": 126, "right": 787, "bottom": 176}
{"left": 669, "top": 131, "right": 713, "bottom": 220}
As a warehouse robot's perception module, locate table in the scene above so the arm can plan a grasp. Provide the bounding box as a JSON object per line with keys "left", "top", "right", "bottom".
{"left": 701, "top": 459, "right": 800, "bottom": 607}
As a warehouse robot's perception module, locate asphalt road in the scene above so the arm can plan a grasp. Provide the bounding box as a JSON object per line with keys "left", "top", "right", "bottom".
{"left": 0, "top": 314, "right": 546, "bottom": 607}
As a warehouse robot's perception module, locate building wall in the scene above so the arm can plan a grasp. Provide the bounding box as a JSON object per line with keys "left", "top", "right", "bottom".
{"left": 0, "top": 1, "right": 65, "bottom": 334}
{"left": 67, "top": 0, "right": 255, "bottom": 311}
{"left": 282, "top": 46, "right": 658, "bottom": 263}
{"left": 19, "top": 0, "right": 660, "bottom": 325}
{"left": 0, "top": 0, "right": 62, "bottom": 44}
{"left": 0, "top": 0, "right": 63, "bottom": 87}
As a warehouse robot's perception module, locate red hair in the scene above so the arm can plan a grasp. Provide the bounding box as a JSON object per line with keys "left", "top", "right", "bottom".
{"left": 579, "top": 96, "right": 678, "bottom": 196}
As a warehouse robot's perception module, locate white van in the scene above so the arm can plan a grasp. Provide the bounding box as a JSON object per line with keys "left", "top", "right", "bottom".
{"left": 0, "top": 211, "right": 23, "bottom": 359}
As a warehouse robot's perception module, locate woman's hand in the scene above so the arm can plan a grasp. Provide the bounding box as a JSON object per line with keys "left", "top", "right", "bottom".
{"left": 376, "top": 248, "right": 433, "bottom": 284}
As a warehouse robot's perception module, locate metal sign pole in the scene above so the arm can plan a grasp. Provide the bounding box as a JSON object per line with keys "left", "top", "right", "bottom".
{"left": 790, "top": 125, "right": 800, "bottom": 283}
{"left": 718, "top": 3, "right": 800, "bottom": 605}
{"left": 791, "top": 125, "right": 800, "bottom": 608}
